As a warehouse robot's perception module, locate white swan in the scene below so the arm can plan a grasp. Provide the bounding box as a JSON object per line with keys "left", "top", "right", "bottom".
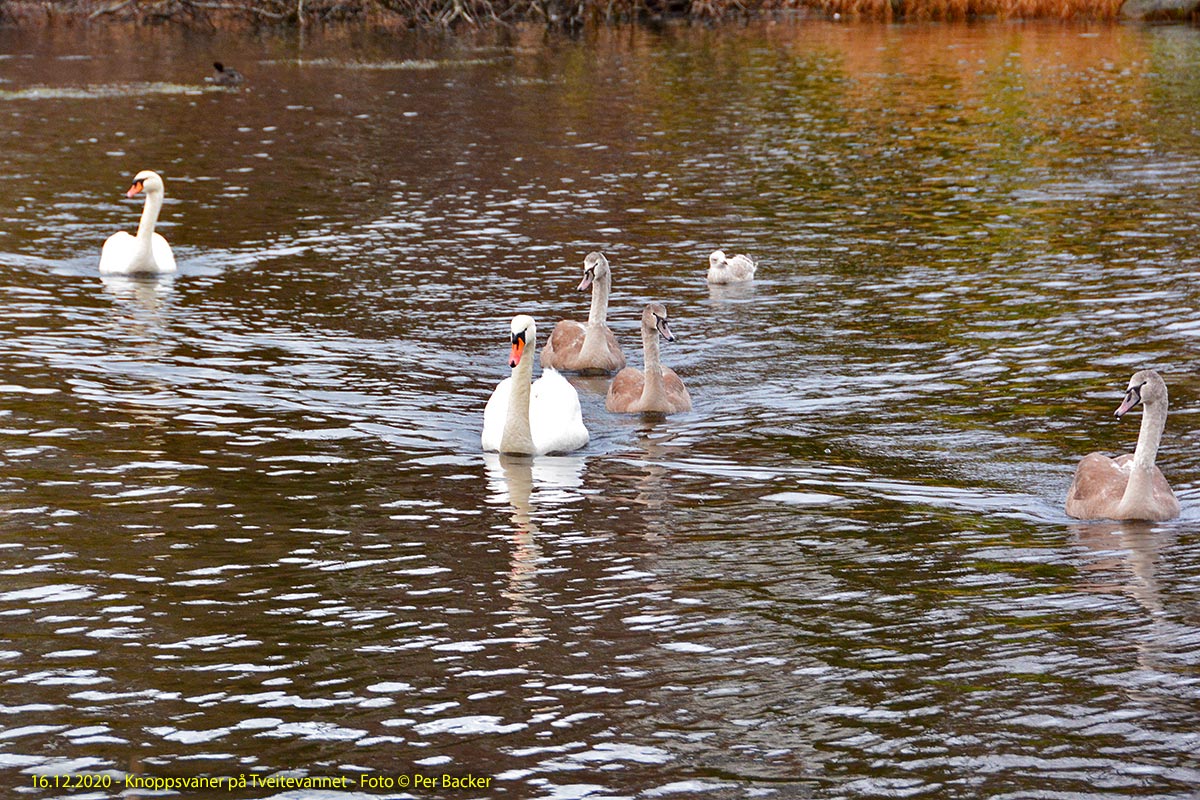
{"left": 707, "top": 249, "right": 756, "bottom": 284}
{"left": 482, "top": 315, "right": 589, "bottom": 456}
{"left": 606, "top": 303, "right": 691, "bottom": 415}
{"left": 541, "top": 252, "right": 626, "bottom": 374}
{"left": 99, "top": 170, "right": 177, "bottom": 275}
{"left": 1066, "top": 369, "right": 1180, "bottom": 522}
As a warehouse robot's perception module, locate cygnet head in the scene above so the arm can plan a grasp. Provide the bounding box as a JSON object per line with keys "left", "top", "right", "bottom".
{"left": 709, "top": 250, "right": 727, "bottom": 270}
{"left": 579, "top": 252, "right": 609, "bottom": 291}
{"left": 643, "top": 302, "right": 675, "bottom": 342}
{"left": 1116, "top": 369, "right": 1167, "bottom": 419}
{"left": 508, "top": 315, "right": 537, "bottom": 369}
{"left": 126, "top": 170, "right": 165, "bottom": 199}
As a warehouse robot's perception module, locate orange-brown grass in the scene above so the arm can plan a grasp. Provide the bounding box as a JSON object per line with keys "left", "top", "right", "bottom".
{"left": 998, "top": 0, "right": 1123, "bottom": 18}
{"left": 815, "top": 0, "right": 894, "bottom": 19}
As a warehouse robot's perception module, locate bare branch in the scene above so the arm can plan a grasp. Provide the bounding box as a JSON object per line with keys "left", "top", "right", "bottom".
{"left": 87, "top": 0, "right": 135, "bottom": 19}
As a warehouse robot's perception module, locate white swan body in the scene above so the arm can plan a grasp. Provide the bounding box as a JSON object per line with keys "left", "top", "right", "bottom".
{"left": 483, "top": 316, "right": 589, "bottom": 456}
{"left": 99, "top": 170, "right": 177, "bottom": 275}
{"left": 707, "top": 249, "right": 756, "bottom": 284}
{"left": 1066, "top": 369, "right": 1180, "bottom": 522}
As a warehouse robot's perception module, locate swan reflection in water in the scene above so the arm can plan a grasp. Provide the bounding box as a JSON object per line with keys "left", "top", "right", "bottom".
{"left": 1070, "top": 520, "right": 1186, "bottom": 673}
{"left": 100, "top": 272, "right": 177, "bottom": 355}
{"left": 96, "top": 272, "right": 181, "bottom": 455}
{"left": 550, "top": 423, "right": 686, "bottom": 548}
{"left": 484, "top": 453, "right": 585, "bottom": 647}
{"left": 1072, "top": 521, "right": 1172, "bottom": 617}
{"left": 101, "top": 272, "right": 175, "bottom": 317}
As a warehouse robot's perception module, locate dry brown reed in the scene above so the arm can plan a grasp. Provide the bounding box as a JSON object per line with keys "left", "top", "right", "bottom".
{"left": 0, "top": 0, "right": 1159, "bottom": 26}
{"left": 25, "top": 0, "right": 770, "bottom": 26}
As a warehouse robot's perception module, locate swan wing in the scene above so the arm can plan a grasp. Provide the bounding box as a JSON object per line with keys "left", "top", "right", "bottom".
{"left": 729, "top": 253, "right": 757, "bottom": 279}
{"left": 529, "top": 368, "right": 588, "bottom": 454}
{"left": 481, "top": 377, "right": 513, "bottom": 452}
{"left": 605, "top": 367, "right": 645, "bottom": 412}
{"left": 541, "top": 320, "right": 586, "bottom": 370}
{"left": 99, "top": 231, "right": 135, "bottom": 274}
{"left": 662, "top": 367, "right": 693, "bottom": 413}
{"left": 1065, "top": 453, "right": 1129, "bottom": 520}
{"left": 99, "top": 232, "right": 175, "bottom": 275}
{"left": 152, "top": 233, "right": 177, "bottom": 273}
{"left": 1150, "top": 467, "right": 1181, "bottom": 519}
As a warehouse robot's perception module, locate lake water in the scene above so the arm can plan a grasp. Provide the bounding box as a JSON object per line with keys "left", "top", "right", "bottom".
{"left": 0, "top": 17, "right": 1198, "bottom": 799}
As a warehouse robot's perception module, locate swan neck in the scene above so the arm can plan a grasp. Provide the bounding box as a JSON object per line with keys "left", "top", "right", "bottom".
{"left": 501, "top": 349, "right": 535, "bottom": 453}
{"left": 135, "top": 189, "right": 162, "bottom": 251}
{"left": 641, "top": 322, "right": 665, "bottom": 395}
{"left": 1130, "top": 398, "right": 1167, "bottom": 471}
{"left": 136, "top": 189, "right": 162, "bottom": 240}
{"left": 586, "top": 270, "right": 611, "bottom": 328}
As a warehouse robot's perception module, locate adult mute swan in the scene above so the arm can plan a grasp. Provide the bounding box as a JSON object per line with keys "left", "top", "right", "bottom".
{"left": 482, "top": 315, "right": 589, "bottom": 456}
{"left": 707, "top": 250, "right": 756, "bottom": 284}
{"left": 1066, "top": 369, "right": 1180, "bottom": 522}
{"left": 605, "top": 303, "right": 691, "bottom": 415}
{"left": 541, "top": 252, "right": 626, "bottom": 374}
{"left": 99, "top": 171, "right": 177, "bottom": 275}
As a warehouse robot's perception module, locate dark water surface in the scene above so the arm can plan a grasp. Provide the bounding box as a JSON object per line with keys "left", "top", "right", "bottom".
{"left": 0, "top": 18, "right": 1198, "bottom": 799}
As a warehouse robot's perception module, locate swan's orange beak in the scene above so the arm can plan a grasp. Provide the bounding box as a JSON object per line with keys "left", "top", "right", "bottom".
{"left": 508, "top": 339, "right": 525, "bottom": 369}
{"left": 126, "top": 181, "right": 144, "bottom": 198}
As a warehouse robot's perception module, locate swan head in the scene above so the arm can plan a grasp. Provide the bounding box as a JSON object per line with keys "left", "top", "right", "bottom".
{"left": 578, "top": 252, "right": 609, "bottom": 291}
{"left": 508, "top": 315, "right": 537, "bottom": 369}
{"left": 709, "top": 250, "right": 727, "bottom": 269}
{"left": 1116, "top": 369, "right": 1166, "bottom": 419}
{"left": 126, "top": 170, "right": 165, "bottom": 199}
{"left": 643, "top": 302, "right": 675, "bottom": 343}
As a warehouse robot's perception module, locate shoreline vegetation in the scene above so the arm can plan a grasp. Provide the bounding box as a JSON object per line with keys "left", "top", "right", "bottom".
{"left": 0, "top": 0, "right": 1196, "bottom": 29}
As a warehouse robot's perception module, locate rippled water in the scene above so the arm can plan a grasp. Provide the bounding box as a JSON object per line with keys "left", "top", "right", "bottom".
{"left": 0, "top": 18, "right": 1199, "bottom": 799}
